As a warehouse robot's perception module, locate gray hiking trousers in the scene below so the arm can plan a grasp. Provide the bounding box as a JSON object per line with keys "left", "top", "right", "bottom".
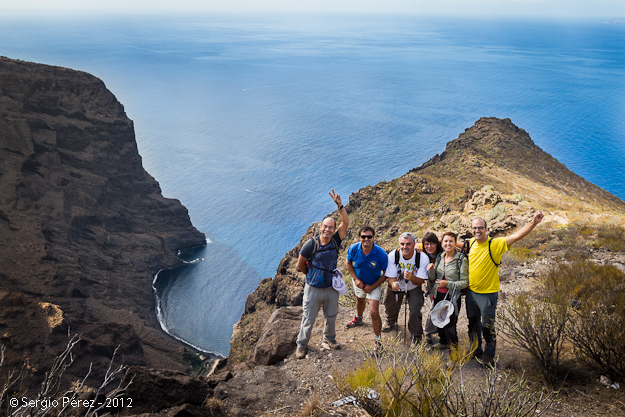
{"left": 297, "top": 284, "right": 339, "bottom": 348}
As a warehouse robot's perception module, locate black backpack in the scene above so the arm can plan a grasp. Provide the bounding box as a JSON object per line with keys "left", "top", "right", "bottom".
{"left": 461, "top": 238, "right": 500, "bottom": 267}
{"left": 306, "top": 235, "right": 340, "bottom": 273}
{"left": 393, "top": 248, "right": 421, "bottom": 270}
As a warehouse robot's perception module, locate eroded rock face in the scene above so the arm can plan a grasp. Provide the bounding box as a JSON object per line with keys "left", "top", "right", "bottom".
{"left": 0, "top": 57, "right": 206, "bottom": 389}
{"left": 252, "top": 306, "right": 302, "bottom": 366}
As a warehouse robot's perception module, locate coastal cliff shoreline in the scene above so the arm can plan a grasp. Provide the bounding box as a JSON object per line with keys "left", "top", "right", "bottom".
{"left": 0, "top": 56, "right": 206, "bottom": 390}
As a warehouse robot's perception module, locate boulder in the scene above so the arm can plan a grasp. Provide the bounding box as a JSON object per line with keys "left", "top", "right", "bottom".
{"left": 252, "top": 307, "right": 302, "bottom": 365}
{"left": 120, "top": 366, "right": 212, "bottom": 414}
{"left": 213, "top": 366, "right": 296, "bottom": 415}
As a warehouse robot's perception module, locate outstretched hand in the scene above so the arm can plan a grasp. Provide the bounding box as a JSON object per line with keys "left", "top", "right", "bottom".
{"left": 533, "top": 210, "right": 544, "bottom": 224}
{"left": 329, "top": 189, "right": 343, "bottom": 208}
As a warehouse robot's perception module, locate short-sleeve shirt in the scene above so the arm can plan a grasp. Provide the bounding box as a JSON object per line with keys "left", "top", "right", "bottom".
{"left": 468, "top": 237, "right": 508, "bottom": 293}
{"left": 346, "top": 243, "right": 389, "bottom": 286}
{"left": 299, "top": 231, "right": 343, "bottom": 288}
{"left": 384, "top": 249, "right": 429, "bottom": 292}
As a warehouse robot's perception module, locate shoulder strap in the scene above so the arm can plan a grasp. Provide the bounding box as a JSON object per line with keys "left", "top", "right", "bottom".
{"left": 395, "top": 249, "right": 420, "bottom": 269}
{"left": 461, "top": 239, "right": 474, "bottom": 256}
{"left": 488, "top": 238, "right": 501, "bottom": 267}
{"left": 307, "top": 236, "right": 320, "bottom": 263}
{"left": 307, "top": 235, "right": 340, "bottom": 269}
{"left": 434, "top": 252, "right": 443, "bottom": 270}
{"left": 456, "top": 253, "right": 465, "bottom": 274}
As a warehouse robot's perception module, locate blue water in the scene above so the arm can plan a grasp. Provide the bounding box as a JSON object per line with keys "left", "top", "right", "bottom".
{"left": 1, "top": 14, "right": 623, "bottom": 356}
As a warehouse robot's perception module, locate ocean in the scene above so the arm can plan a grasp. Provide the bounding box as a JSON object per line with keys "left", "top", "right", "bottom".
{"left": 1, "top": 13, "right": 623, "bottom": 356}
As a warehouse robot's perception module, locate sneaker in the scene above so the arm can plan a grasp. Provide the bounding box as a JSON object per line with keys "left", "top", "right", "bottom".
{"left": 373, "top": 339, "right": 383, "bottom": 356}
{"left": 381, "top": 322, "right": 397, "bottom": 333}
{"left": 346, "top": 316, "right": 363, "bottom": 328}
{"left": 432, "top": 343, "right": 449, "bottom": 350}
{"left": 323, "top": 338, "right": 340, "bottom": 350}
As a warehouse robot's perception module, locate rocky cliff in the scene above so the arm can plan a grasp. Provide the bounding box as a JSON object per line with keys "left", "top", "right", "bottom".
{"left": 0, "top": 57, "right": 206, "bottom": 388}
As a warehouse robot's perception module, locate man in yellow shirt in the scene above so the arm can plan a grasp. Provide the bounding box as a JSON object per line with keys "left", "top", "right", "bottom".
{"left": 466, "top": 210, "right": 544, "bottom": 367}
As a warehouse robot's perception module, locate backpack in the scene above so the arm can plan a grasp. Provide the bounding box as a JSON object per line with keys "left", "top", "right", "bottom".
{"left": 306, "top": 235, "right": 340, "bottom": 273}
{"left": 393, "top": 248, "right": 422, "bottom": 270}
{"left": 461, "top": 238, "right": 500, "bottom": 267}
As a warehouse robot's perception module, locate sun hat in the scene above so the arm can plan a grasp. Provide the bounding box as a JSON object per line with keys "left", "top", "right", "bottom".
{"left": 430, "top": 299, "right": 454, "bottom": 328}
{"left": 332, "top": 269, "right": 347, "bottom": 295}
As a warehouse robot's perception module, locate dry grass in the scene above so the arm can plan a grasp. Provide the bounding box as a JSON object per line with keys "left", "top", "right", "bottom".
{"left": 296, "top": 395, "right": 324, "bottom": 417}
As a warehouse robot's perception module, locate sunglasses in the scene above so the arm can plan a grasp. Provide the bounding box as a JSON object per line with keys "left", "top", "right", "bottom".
{"left": 360, "top": 235, "right": 374, "bottom": 239}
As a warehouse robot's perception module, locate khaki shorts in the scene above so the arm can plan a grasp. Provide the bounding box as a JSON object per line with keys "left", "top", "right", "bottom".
{"left": 352, "top": 279, "right": 382, "bottom": 301}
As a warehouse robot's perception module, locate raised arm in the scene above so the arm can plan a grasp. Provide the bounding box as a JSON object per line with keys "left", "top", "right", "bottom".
{"left": 506, "top": 210, "right": 544, "bottom": 247}
{"left": 329, "top": 189, "right": 349, "bottom": 240}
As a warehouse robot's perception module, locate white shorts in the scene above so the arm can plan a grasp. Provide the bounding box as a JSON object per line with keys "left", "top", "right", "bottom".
{"left": 352, "top": 279, "right": 382, "bottom": 301}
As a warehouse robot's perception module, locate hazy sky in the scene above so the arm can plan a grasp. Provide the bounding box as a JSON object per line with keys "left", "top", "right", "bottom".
{"left": 4, "top": 0, "right": 625, "bottom": 19}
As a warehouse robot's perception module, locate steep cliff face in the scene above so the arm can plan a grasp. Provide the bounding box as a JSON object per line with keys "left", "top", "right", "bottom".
{"left": 0, "top": 57, "right": 206, "bottom": 387}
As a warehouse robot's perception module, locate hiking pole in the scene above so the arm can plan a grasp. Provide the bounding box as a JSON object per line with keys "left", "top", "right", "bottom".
{"left": 403, "top": 291, "right": 408, "bottom": 345}
{"left": 394, "top": 278, "right": 400, "bottom": 339}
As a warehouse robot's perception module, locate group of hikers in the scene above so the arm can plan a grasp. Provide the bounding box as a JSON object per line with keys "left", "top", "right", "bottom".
{"left": 295, "top": 189, "right": 544, "bottom": 368}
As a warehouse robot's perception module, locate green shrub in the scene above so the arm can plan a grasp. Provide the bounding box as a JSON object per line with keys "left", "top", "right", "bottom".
{"left": 334, "top": 338, "right": 554, "bottom": 417}
{"left": 400, "top": 213, "right": 416, "bottom": 223}
{"left": 505, "top": 247, "right": 537, "bottom": 262}
{"left": 543, "top": 260, "right": 625, "bottom": 379}
{"left": 334, "top": 342, "right": 448, "bottom": 417}
{"left": 497, "top": 292, "right": 570, "bottom": 384}
{"left": 596, "top": 224, "right": 625, "bottom": 251}
{"left": 486, "top": 204, "right": 506, "bottom": 222}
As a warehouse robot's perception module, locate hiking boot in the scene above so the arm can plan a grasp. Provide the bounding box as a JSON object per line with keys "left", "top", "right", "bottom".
{"left": 346, "top": 316, "right": 363, "bottom": 328}
{"left": 425, "top": 334, "right": 435, "bottom": 344}
{"left": 471, "top": 348, "right": 484, "bottom": 359}
{"left": 479, "top": 355, "right": 495, "bottom": 369}
{"left": 295, "top": 346, "right": 307, "bottom": 359}
{"left": 411, "top": 335, "right": 422, "bottom": 344}
{"left": 381, "top": 322, "right": 397, "bottom": 332}
{"left": 323, "top": 338, "right": 340, "bottom": 350}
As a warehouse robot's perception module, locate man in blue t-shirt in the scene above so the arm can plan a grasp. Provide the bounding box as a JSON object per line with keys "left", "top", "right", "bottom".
{"left": 345, "top": 226, "right": 388, "bottom": 353}
{"left": 295, "top": 189, "right": 349, "bottom": 359}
